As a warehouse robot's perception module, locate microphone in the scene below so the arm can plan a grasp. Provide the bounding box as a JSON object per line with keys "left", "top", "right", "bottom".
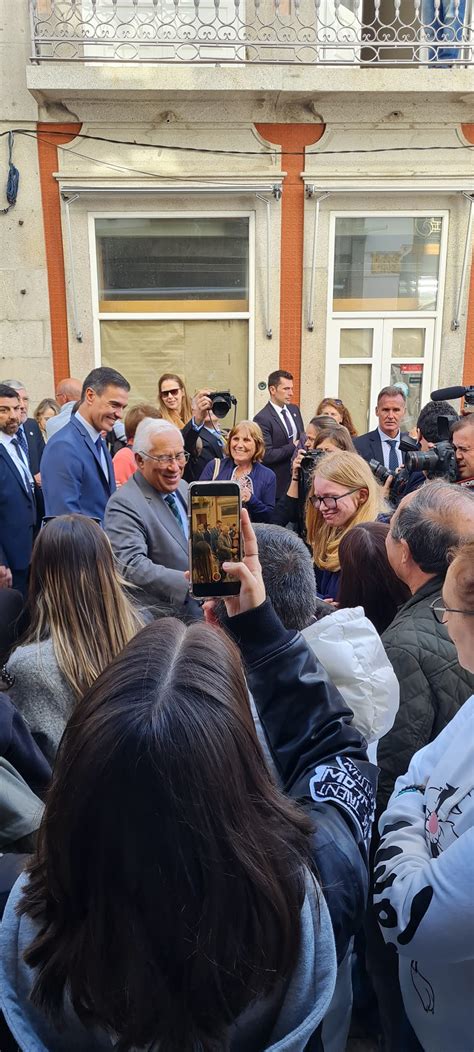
{"left": 430, "top": 385, "right": 468, "bottom": 401}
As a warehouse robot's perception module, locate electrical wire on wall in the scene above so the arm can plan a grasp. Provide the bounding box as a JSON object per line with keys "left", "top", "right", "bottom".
{"left": 0, "top": 132, "right": 19, "bottom": 215}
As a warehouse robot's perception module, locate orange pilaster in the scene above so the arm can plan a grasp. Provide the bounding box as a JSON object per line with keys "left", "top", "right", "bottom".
{"left": 255, "top": 123, "right": 325, "bottom": 402}
{"left": 37, "top": 123, "right": 82, "bottom": 386}
{"left": 461, "top": 125, "right": 474, "bottom": 384}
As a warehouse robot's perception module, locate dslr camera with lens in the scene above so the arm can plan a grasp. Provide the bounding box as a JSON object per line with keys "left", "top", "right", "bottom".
{"left": 369, "top": 436, "right": 419, "bottom": 507}
{"left": 208, "top": 391, "right": 237, "bottom": 420}
{"left": 404, "top": 415, "right": 457, "bottom": 482}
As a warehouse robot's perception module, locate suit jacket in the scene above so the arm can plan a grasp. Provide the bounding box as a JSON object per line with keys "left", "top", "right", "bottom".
{"left": 20, "top": 419, "right": 44, "bottom": 477}
{"left": 0, "top": 447, "right": 37, "bottom": 594}
{"left": 104, "top": 472, "right": 190, "bottom": 613}
{"left": 41, "top": 415, "right": 116, "bottom": 523}
{"left": 182, "top": 420, "right": 224, "bottom": 483}
{"left": 353, "top": 429, "right": 410, "bottom": 467}
{"left": 199, "top": 457, "right": 277, "bottom": 522}
{"left": 253, "top": 402, "right": 304, "bottom": 498}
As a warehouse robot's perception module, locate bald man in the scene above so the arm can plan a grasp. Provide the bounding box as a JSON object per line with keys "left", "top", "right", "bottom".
{"left": 45, "top": 378, "right": 82, "bottom": 440}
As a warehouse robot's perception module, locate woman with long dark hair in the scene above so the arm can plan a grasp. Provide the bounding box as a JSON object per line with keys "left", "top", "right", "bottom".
{"left": 0, "top": 512, "right": 376, "bottom": 1052}
{"left": 7, "top": 515, "right": 144, "bottom": 762}
{"left": 338, "top": 521, "right": 410, "bottom": 635}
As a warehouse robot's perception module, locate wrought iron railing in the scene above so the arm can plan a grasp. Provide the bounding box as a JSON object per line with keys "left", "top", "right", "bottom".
{"left": 29, "top": 0, "right": 473, "bottom": 64}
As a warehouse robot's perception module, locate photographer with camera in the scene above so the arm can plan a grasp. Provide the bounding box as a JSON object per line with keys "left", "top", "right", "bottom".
{"left": 182, "top": 390, "right": 226, "bottom": 483}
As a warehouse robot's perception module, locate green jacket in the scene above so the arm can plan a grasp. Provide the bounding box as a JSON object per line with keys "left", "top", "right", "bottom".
{"left": 378, "top": 576, "right": 474, "bottom": 816}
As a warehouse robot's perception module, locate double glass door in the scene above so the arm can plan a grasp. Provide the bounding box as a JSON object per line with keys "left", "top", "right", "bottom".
{"left": 326, "top": 212, "right": 446, "bottom": 434}
{"left": 327, "top": 318, "right": 435, "bottom": 435}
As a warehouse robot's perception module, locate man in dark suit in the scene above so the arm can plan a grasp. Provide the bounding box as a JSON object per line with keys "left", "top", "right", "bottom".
{"left": 2, "top": 379, "right": 45, "bottom": 480}
{"left": 253, "top": 369, "right": 304, "bottom": 498}
{"left": 182, "top": 389, "right": 225, "bottom": 483}
{"left": 105, "top": 418, "right": 201, "bottom": 619}
{"left": 0, "top": 385, "right": 37, "bottom": 597}
{"left": 41, "top": 367, "right": 130, "bottom": 524}
{"left": 353, "top": 385, "right": 409, "bottom": 472}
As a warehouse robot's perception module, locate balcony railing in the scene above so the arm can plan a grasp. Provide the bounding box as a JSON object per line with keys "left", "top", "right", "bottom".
{"left": 29, "top": 0, "right": 473, "bottom": 65}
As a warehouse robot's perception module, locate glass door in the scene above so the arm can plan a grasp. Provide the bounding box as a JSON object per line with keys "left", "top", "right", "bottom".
{"left": 326, "top": 211, "right": 447, "bottom": 434}
{"left": 326, "top": 318, "right": 435, "bottom": 434}
{"left": 382, "top": 319, "right": 435, "bottom": 432}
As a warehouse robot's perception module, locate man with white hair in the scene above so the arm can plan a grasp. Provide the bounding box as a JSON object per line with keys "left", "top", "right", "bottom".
{"left": 104, "top": 417, "right": 199, "bottom": 618}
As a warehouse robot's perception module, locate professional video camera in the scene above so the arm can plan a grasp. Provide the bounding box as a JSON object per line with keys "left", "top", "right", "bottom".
{"left": 369, "top": 436, "right": 419, "bottom": 506}
{"left": 208, "top": 391, "right": 237, "bottom": 420}
{"left": 404, "top": 415, "right": 457, "bottom": 482}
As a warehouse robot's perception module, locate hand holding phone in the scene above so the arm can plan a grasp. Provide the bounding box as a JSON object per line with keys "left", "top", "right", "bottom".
{"left": 189, "top": 481, "right": 242, "bottom": 598}
{"left": 221, "top": 509, "right": 266, "bottom": 618}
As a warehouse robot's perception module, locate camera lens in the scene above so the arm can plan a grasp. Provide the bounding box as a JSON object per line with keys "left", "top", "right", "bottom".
{"left": 210, "top": 393, "right": 232, "bottom": 419}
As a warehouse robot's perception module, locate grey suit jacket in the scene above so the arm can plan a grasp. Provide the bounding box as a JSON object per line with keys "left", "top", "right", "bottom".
{"left": 104, "top": 472, "right": 190, "bottom": 612}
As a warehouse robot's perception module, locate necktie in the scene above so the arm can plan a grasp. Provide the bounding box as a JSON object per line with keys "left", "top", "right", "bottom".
{"left": 164, "top": 492, "right": 186, "bottom": 534}
{"left": 281, "top": 407, "right": 294, "bottom": 440}
{"left": 95, "top": 435, "right": 109, "bottom": 481}
{"left": 387, "top": 439, "right": 399, "bottom": 474}
{"left": 16, "top": 426, "right": 30, "bottom": 462}
{"left": 11, "top": 437, "right": 33, "bottom": 492}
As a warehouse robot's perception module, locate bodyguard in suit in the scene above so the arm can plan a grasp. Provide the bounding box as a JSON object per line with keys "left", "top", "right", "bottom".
{"left": 253, "top": 370, "right": 304, "bottom": 498}
{"left": 105, "top": 418, "right": 199, "bottom": 618}
{"left": 0, "top": 385, "right": 37, "bottom": 597}
{"left": 2, "top": 379, "right": 45, "bottom": 478}
{"left": 41, "top": 367, "right": 130, "bottom": 524}
{"left": 353, "top": 386, "right": 409, "bottom": 473}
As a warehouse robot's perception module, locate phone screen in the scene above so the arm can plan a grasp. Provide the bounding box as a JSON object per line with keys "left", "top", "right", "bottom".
{"left": 188, "top": 481, "right": 241, "bottom": 598}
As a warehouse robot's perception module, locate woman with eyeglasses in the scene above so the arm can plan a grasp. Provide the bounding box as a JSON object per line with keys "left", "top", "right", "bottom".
{"left": 306, "top": 451, "right": 384, "bottom": 600}
{"left": 316, "top": 398, "right": 358, "bottom": 437}
{"left": 157, "top": 373, "right": 192, "bottom": 429}
{"left": 374, "top": 538, "right": 474, "bottom": 1052}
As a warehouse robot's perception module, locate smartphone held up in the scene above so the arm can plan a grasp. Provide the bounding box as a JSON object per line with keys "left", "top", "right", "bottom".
{"left": 188, "top": 481, "right": 241, "bottom": 598}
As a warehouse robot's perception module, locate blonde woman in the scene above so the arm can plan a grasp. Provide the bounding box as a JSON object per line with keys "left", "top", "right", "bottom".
{"left": 306, "top": 450, "right": 384, "bottom": 599}
{"left": 7, "top": 515, "right": 144, "bottom": 762}
{"left": 33, "top": 398, "right": 60, "bottom": 442}
{"left": 157, "top": 373, "right": 192, "bottom": 429}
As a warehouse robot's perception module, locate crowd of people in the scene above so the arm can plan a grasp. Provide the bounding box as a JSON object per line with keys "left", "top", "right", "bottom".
{"left": 0, "top": 364, "right": 473, "bottom": 1052}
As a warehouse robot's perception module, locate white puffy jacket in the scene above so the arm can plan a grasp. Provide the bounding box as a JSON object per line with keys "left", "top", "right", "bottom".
{"left": 302, "top": 607, "right": 399, "bottom": 747}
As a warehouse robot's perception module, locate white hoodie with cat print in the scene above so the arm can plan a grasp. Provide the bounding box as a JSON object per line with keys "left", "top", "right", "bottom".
{"left": 374, "top": 696, "right": 474, "bottom": 1052}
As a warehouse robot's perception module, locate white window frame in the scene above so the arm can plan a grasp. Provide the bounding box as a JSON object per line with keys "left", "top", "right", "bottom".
{"left": 325, "top": 209, "right": 449, "bottom": 430}
{"left": 88, "top": 209, "right": 255, "bottom": 415}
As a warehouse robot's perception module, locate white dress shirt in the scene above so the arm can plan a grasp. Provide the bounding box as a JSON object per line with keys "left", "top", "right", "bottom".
{"left": 377, "top": 428, "right": 403, "bottom": 470}
{"left": 269, "top": 401, "right": 297, "bottom": 440}
{"left": 76, "top": 412, "right": 109, "bottom": 481}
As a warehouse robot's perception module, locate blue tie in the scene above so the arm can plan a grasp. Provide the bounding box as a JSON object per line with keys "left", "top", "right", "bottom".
{"left": 387, "top": 439, "right": 399, "bottom": 474}
{"left": 11, "top": 437, "right": 33, "bottom": 492}
{"left": 164, "top": 492, "right": 186, "bottom": 534}
{"left": 281, "top": 407, "right": 294, "bottom": 439}
{"left": 16, "top": 425, "right": 30, "bottom": 462}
